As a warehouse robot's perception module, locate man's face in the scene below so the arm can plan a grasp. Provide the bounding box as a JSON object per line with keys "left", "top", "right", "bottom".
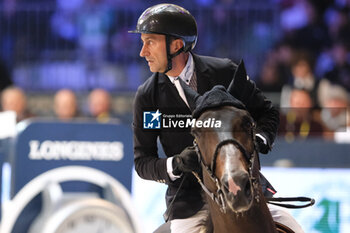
{"left": 140, "top": 33, "right": 168, "bottom": 73}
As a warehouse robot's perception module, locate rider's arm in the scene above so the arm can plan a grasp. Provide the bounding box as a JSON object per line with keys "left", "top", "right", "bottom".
{"left": 133, "top": 86, "right": 173, "bottom": 184}
{"left": 229, "top": 72, "right": 280, "bottom": 153}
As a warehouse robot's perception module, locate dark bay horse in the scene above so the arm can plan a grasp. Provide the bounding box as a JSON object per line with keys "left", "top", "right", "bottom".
{"left": 191, "top": 104, "right": 293, "bottom": 233}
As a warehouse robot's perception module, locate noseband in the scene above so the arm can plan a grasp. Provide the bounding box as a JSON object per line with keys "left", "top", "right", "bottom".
{"left": 192, "top": 137, "right": 260, "bottom": 213}
{"left": 205, "top": 138, "right": 253, "bottom": 175}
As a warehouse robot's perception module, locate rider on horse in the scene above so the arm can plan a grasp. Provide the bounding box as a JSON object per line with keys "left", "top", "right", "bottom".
{"left": 130, "top": 3, "right": 304, "bottom": 232}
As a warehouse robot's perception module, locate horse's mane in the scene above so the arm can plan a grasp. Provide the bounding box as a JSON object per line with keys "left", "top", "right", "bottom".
{"left": 192, "top": 85, "right": 246, "bottom": 119}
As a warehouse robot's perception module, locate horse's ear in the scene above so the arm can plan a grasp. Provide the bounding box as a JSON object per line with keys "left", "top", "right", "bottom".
{"left": 227, "top": 59, "right": 247, "bottom": 95}
{"left": 180, "top": 79, "right": 201, "bottom": 112}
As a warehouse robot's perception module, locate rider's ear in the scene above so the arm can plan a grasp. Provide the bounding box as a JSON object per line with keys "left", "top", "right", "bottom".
{"left": 171, "top": 38, "right": 184, "bottom": 53}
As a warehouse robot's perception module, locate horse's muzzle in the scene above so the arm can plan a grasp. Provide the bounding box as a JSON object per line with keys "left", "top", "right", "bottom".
{"left": 222, "top": 171, "right": 253, "bottom": 212}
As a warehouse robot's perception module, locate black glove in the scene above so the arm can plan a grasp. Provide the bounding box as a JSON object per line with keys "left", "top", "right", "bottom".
{"left": 255, "top": 134, "right": 270, "bottom": 154}
{"left": 172, "top": 146, "right": 200, "bottom": 175}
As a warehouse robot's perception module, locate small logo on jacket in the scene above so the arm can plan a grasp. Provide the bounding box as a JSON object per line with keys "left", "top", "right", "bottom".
{"left": 143, "top": 110, "right": 161, "bottom": 129}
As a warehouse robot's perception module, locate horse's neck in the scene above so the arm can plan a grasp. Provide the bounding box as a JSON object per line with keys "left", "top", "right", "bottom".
{"left": 207, "top": 192, "right": 278, "bottom": 233}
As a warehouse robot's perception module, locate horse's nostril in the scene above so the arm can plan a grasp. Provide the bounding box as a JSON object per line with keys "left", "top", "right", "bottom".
{"left": 244, "top": 179, "right": 251, "bottom": 197}
{"left": 227, "top": 176, "right": 241, "bottom": 195}
{"left": 224, "top": 171, "right": 251, "bottom": 198}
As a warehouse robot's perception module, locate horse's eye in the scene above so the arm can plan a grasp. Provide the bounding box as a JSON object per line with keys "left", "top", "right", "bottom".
{"left": 191, "top": 128, "right": 199, "bottom": 137}
{"left": 243, "top": 118, "right": 253, "bottom": 130}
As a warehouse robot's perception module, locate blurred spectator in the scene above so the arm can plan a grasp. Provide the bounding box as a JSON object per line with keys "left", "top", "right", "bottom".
{"left": 0, "top": 86, "right": 34, "bottom": 122}
{"left": 87, "top": 88, "right": 117, "bottom": 122}
{"left": 323, "top": 41, "right": 350, "bottom": 91}
{"left": 284, "top": 0, "right": 332, "bottom": 57}
{"left": 280, "top": 0, "right": 311, "bottom": 33}
{"left": 280, "top": 50, "right": 320, "bottom": 107}
{"left": 318, "top": 80, "right": 349, "bottom": 134}
{"left": 279, "top": 88, "right": 324, "bottom": 142}
{"left": 257, "top": 59, "right": 283, "bottom": 92}
{"left": 50, "top": 0, "right": 83, "bottom": 49}
{"left": 77, "top": 0, "right": 113, "bottom": 63}
{"left": 256, "top": 42, "right": 293, "bottom": 92}
{"left": 53, "top": 89, "right": 79, "bottom": 120}
{"left": 75, "top": 0, "right": 115, "bottom": 89}
{"left": 325, "top": 5, "right": 350, "bottom": 48}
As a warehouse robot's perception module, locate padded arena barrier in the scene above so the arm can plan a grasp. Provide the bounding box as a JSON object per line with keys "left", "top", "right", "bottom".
{"left": 0, "top": 119, "right": 141, "bottom": 233}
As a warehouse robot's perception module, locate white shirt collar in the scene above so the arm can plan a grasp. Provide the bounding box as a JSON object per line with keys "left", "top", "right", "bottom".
{"left": 168, "top": 53, "right": 194, "bottom": 85}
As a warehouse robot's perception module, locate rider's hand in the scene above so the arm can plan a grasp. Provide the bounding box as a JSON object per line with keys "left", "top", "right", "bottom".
{"left": 172, "top": 146, "right": 200, "bottom": 175}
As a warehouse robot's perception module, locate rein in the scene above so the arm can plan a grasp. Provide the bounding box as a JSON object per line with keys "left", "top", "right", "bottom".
{"left": 266, "top": 197, "right": 315, "bottom": 209}
{"left": 192, "top": 138, "right": 315, "bottom": 213}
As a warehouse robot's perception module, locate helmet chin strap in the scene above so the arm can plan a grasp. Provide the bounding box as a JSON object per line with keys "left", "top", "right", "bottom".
{"left": 163, "top": 35, "right": 184, "bottom": 74}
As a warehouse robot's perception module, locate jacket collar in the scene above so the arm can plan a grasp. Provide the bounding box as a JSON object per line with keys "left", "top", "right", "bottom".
{"left": 192, "top": 53, "right": 209, "bottom": 74}
{"left": 192, "top": 53, "right": 212, "bottom": 94}
{"left": 157, "top": 53, "right": 212, "bottom": 95}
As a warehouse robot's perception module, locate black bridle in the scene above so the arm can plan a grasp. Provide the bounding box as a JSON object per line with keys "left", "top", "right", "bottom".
{"left": 192, "top": 137, "right": 260, "bottom": 214}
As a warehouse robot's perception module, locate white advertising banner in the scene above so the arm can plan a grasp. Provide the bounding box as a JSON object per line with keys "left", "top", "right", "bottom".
{"left": 263, "top": 167, "right": 350, "bottom": 233}
{"left": 132, "top": 167, "right": 350, "bottom": 233}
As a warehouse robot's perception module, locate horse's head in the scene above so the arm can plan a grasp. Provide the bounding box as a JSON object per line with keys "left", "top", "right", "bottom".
{"left": 183, "top": 61, "right": 283, "bottom": 232}
{"left": 180, "top": 60, "right": 261, "bottom": 214}
{"left": 192, "top": 104, "right": 258, "bottom": 213}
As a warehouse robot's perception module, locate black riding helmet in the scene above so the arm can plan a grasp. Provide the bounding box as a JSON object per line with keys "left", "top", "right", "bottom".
{"left": 129, "top": 4, "right": 198, "bottom": 73}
